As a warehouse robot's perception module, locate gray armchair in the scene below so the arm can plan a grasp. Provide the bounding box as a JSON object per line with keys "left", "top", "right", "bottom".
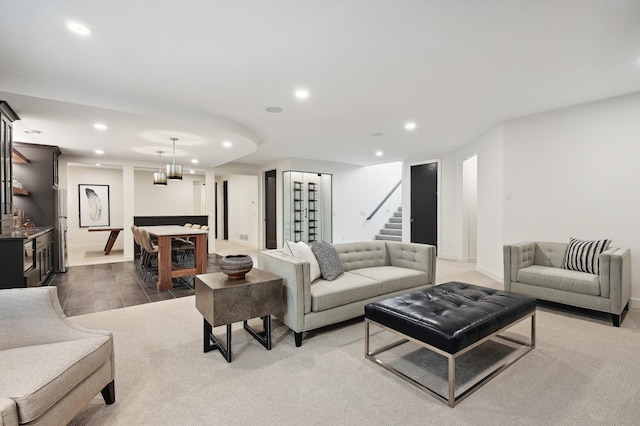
{"left": 0, "top": 287, "right": 115, "bottom": 425}
{"left": 503, "top": 241, "right": 631, "bottom": 326}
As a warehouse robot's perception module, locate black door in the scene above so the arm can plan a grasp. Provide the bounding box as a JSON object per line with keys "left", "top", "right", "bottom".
{"left": 223, "top": 180, "right": 228, "bottom": 240}
{"left": 214, "top": 182, "right": 218, "bottom": 239}
{"left": 264, "top": 170, "right": 277, "bottom": 249}
{"left": 410, "top": 162, "right": 438, "bottom": 249}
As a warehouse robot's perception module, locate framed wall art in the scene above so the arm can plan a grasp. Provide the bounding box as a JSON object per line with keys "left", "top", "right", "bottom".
{"left": 79, "top": 184, "right": 110, "bottom": 228}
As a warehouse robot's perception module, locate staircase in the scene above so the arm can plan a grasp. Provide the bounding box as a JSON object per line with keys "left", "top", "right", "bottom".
{"left": 375, "top": 207, "right": 402, "bottom": 242}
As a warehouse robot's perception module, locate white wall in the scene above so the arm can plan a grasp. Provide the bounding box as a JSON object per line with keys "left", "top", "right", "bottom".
{"left": 332, "top": 161, "right": 403, "bottom": 243}
{"left": 133, "top": 170, "right": 204, "bottom": 216}
{"left": 429, "top": 124, "right": 503, "bottom": 280}
{"left": 503, "top": 92, "right": 640, "bottom": 304}
{"left": 255, "top": 158, "right": 402, "bottom": 248}
{"left": 217, "top": 174, "right": 259, "bottom": 245}
{"left": 67, "top": 165, "right": 124, "bottom": 250}
{"left": 463, "top": 154, "right": 478, "bottom": 261}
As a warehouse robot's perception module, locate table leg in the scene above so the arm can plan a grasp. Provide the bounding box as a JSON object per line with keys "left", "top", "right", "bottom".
{"left": 104, "top": 230, "right": 121, "bottom": 255}
{"left": 203, "top": 318, "right": 233, "bottom": 363}
{"left": 243, "top": 316, "right": 272, "bottom": 350}
{"left": 156, "top": 235, "right": 173, "bottom": 290}
{"left": 194, "top": 233, "right": 207, "bottom": 274}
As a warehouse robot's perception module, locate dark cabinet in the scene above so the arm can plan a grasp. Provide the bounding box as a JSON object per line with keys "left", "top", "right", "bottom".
{"left": 0, "top": 228, "right": 54, "bottom": 289}
{"left": 12, "top": 143, "right": 61, "bottom": 228}
{"left": 35, "top": 231, "right": 54, "bottom": 283}
{"left": 0, "top": 101, "right": 19, "bottom": 233}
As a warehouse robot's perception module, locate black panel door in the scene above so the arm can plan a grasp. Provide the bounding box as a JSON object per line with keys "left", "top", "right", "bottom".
{"left": 410, "top": 162, "right": 438, "bottom": 250}
{"left": 223, "top": 181, "right": 228, "bottom": 240}
{"left": 264, "top": 170, "right": 277, "bottom": 249}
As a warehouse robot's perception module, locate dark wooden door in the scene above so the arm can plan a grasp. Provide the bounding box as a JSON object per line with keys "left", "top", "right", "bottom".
{"left": 410, "top": 162, "right": 438, "bottom": 250}
{"left": 223, "top": 180, "right": 228, "bottom": 240}
{"left": 264, "top": 170, "right": 277, "bottom": 249}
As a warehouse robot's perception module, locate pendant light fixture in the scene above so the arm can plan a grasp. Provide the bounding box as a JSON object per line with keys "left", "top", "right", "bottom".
{"left": 153, "top": 151, "right": 167, "bottom": 185}
{"left": 166, "top": 137, "right": 183, "bottom": 180}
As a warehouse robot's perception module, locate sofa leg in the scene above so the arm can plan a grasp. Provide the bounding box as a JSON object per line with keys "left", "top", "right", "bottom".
{"left": 101, "top": 380, "right": 115, "bottom": 404}
{"left": 611, "top": 313, "right": 621, "bottom": 327}
{"left": 294, "top": 332, "right": 303, "bottom": 347}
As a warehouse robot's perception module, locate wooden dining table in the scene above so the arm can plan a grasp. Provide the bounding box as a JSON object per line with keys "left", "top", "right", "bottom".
{"left": 138, "top": 225, "right": 209, "bottom": 291}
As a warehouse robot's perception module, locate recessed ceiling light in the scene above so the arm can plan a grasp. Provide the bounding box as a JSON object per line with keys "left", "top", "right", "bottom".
{"left": 294, "top": 89, "right": 309, "bottom": 99}
{"left": 95, "top": 163, "right": 101, "bottom": 167}
{"left": 375, "top": 151, "right": 383, "bottom": 157}
{"left": 222, "top": 141, "right": 232, "bottom": 148}
{"left": 67, "top": 21, "right": 91, "bottom": 36}
{"left": 372, "top": 132, "right": 384, "bottom": 137}
{"left": 94, "top": 149, "right": 104, "bottom": 155}
{"left": 94, "top": 123, "right": 107, "bottom": 130}
{"left": 191, "top": 159, "right": 198, "bottom": 164}
{"left": 266, "top": 106, "right": 283, "bottom": 113}
{"left": 190, "top": 170, "right": 195, "bottom": 174}
{"left": 404, "top": 122, "right": 417, "bottom": 131}
{"left": 24, "top": 129, "right": 42, "bottom": 134}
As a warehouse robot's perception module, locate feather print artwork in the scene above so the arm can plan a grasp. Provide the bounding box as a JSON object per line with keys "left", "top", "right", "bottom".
{"left": 85, "top": 188, "right": 103, "bottom": 223}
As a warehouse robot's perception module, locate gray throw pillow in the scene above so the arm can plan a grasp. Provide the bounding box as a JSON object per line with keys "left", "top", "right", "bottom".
{"left": 311, "top": 240, "right": 344, "bottom": 281}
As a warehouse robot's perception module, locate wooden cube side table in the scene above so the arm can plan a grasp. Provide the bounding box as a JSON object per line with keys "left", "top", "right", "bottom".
{"left": 195, "top": 268, "right": 283, "bottom": 362}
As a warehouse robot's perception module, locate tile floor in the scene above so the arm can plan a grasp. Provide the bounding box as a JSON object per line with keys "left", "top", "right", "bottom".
{"left": 54, "top": 239, "right": 259, "bottom": 316}
{"left": 49, "top": 255, "right": 222, "bottom": 317}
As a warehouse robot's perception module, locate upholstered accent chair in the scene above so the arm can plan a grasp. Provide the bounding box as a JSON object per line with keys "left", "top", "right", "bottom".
{"left": 504, "top": 241, "right": 631, "bottom": 326}
{"left": 0, "top": 287, "right": 115, "bottom": 425}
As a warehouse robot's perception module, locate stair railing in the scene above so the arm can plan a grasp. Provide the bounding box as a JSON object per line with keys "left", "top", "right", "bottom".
{"left": 366, "top": 180, "right": 402, "bottom": 220}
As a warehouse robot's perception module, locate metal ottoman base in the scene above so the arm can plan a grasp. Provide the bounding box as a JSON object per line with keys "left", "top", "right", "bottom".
{"left": 364, "top": 282, "right": 536, "bottom": 407}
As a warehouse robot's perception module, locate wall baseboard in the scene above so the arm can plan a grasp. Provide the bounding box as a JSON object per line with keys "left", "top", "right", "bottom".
{"left": 476, "top": 265, "right": 502, "bottom": 284}
{"left": 437, "top": 253, "right": 463, "bottom": 262}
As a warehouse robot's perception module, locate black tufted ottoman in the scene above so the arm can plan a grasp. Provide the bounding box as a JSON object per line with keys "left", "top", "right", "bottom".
{"left": 364, "top": 281, "right": 536, "bottom": 407}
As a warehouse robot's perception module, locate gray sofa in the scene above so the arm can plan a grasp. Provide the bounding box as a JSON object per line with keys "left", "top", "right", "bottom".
{"left": 257, "top": 240, "right": 437, "bottom": 346}
{"left": 503, "top": 241, "right": 631, "bottom": 326}
{"left": 0, "top": 287, "right": 115, "bottom": 425}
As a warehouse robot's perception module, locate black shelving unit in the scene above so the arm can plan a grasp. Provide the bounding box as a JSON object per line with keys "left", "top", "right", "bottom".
{"left": 307, "top": 182, "right": 318, "bottom": 243}
{"left": 293, "top": 181, "right": 303, "bottom": 242}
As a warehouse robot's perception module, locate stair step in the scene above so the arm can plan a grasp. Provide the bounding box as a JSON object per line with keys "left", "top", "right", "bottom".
{"left": 385, "top": 223, "right": 401, "bottom": 230}
{"left": 389, "top": 217, "right": 402, "bottom": 224}
{"left": 393, "top": 211, "right": 402, "bottom": 218}
{"left": 375, "top": 234, "right": 402, "bottom": 242}
{"left": 380, "top": 229, "right": 401, "bottom": 236}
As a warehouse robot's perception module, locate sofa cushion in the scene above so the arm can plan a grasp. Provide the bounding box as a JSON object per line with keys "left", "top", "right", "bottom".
{"left": 561, "top": 238, "right": 611, "bottom": 275}
{"left": 311, "top": 272, "right": 381, "bottom": 311}
{"left": 0, "top": 336, "right": 112, "bottom": 423}
{"left": 350, "top": 266, "right": 429, "bottom": 293}
{"left": 517, "top": 265, "right": 600, "bottom": 296}
{"left": 283, "top": 240, "right": 321, "bottom": 282}
{"left": 311, "top": 240, "right": 344, "bottom": 281}
{"left": 335, "top": 241, "right": 388, "bottom": 271}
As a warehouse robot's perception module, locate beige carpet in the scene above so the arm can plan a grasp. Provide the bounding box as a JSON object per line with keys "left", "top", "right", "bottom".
{"left": 69, "top": 261, "right": 640, "bottom": 425}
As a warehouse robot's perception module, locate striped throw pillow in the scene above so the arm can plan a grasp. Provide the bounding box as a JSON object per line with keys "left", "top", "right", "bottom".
{"left": 561, "top": 238, "right": 611, "bottom": 275}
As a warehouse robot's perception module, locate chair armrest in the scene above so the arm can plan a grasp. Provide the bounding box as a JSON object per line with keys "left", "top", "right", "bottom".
{"left": 0, "top": 397, "right": 19, "bottom": 426}
{"left": 503, "top": 242, "right": 535, "bottom": 290}
{"left": 385, "top": 241, "right": 437, "bottom": 284}
{"left": 599, "top": 248, "right": 631, "bottom": 313}
{"left": 257, "top": 251, "right": 310, "bottom": 333}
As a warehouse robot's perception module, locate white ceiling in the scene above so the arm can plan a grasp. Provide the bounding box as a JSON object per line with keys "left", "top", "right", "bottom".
{"left": 0, "top": 0, "right": 639, "bottom": 168}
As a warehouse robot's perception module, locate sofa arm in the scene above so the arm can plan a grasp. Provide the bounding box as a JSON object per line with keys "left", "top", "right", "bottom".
{"left": 599, "top": 248, "right": 631, "bottom": 314}
{"left": 0, "top": 397, "right": 18, "bottom": 426}
{"left": 503, "top": 242, "right": 536, "bottom": 290}
{"left": 385, "top": 241, "right": 437, "bottom": 284}
{"left": 257, "top": 251, "right": 310, "bottom": 333}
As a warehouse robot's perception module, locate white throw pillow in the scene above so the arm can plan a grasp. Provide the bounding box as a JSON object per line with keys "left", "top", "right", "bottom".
{"left": 283, "top": 241, "right": 321, "bottom": 282}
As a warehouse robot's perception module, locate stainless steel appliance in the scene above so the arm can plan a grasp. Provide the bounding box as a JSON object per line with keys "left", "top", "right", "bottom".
{"left": 53, "top": 188, "right": 67, "bottom": 273}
